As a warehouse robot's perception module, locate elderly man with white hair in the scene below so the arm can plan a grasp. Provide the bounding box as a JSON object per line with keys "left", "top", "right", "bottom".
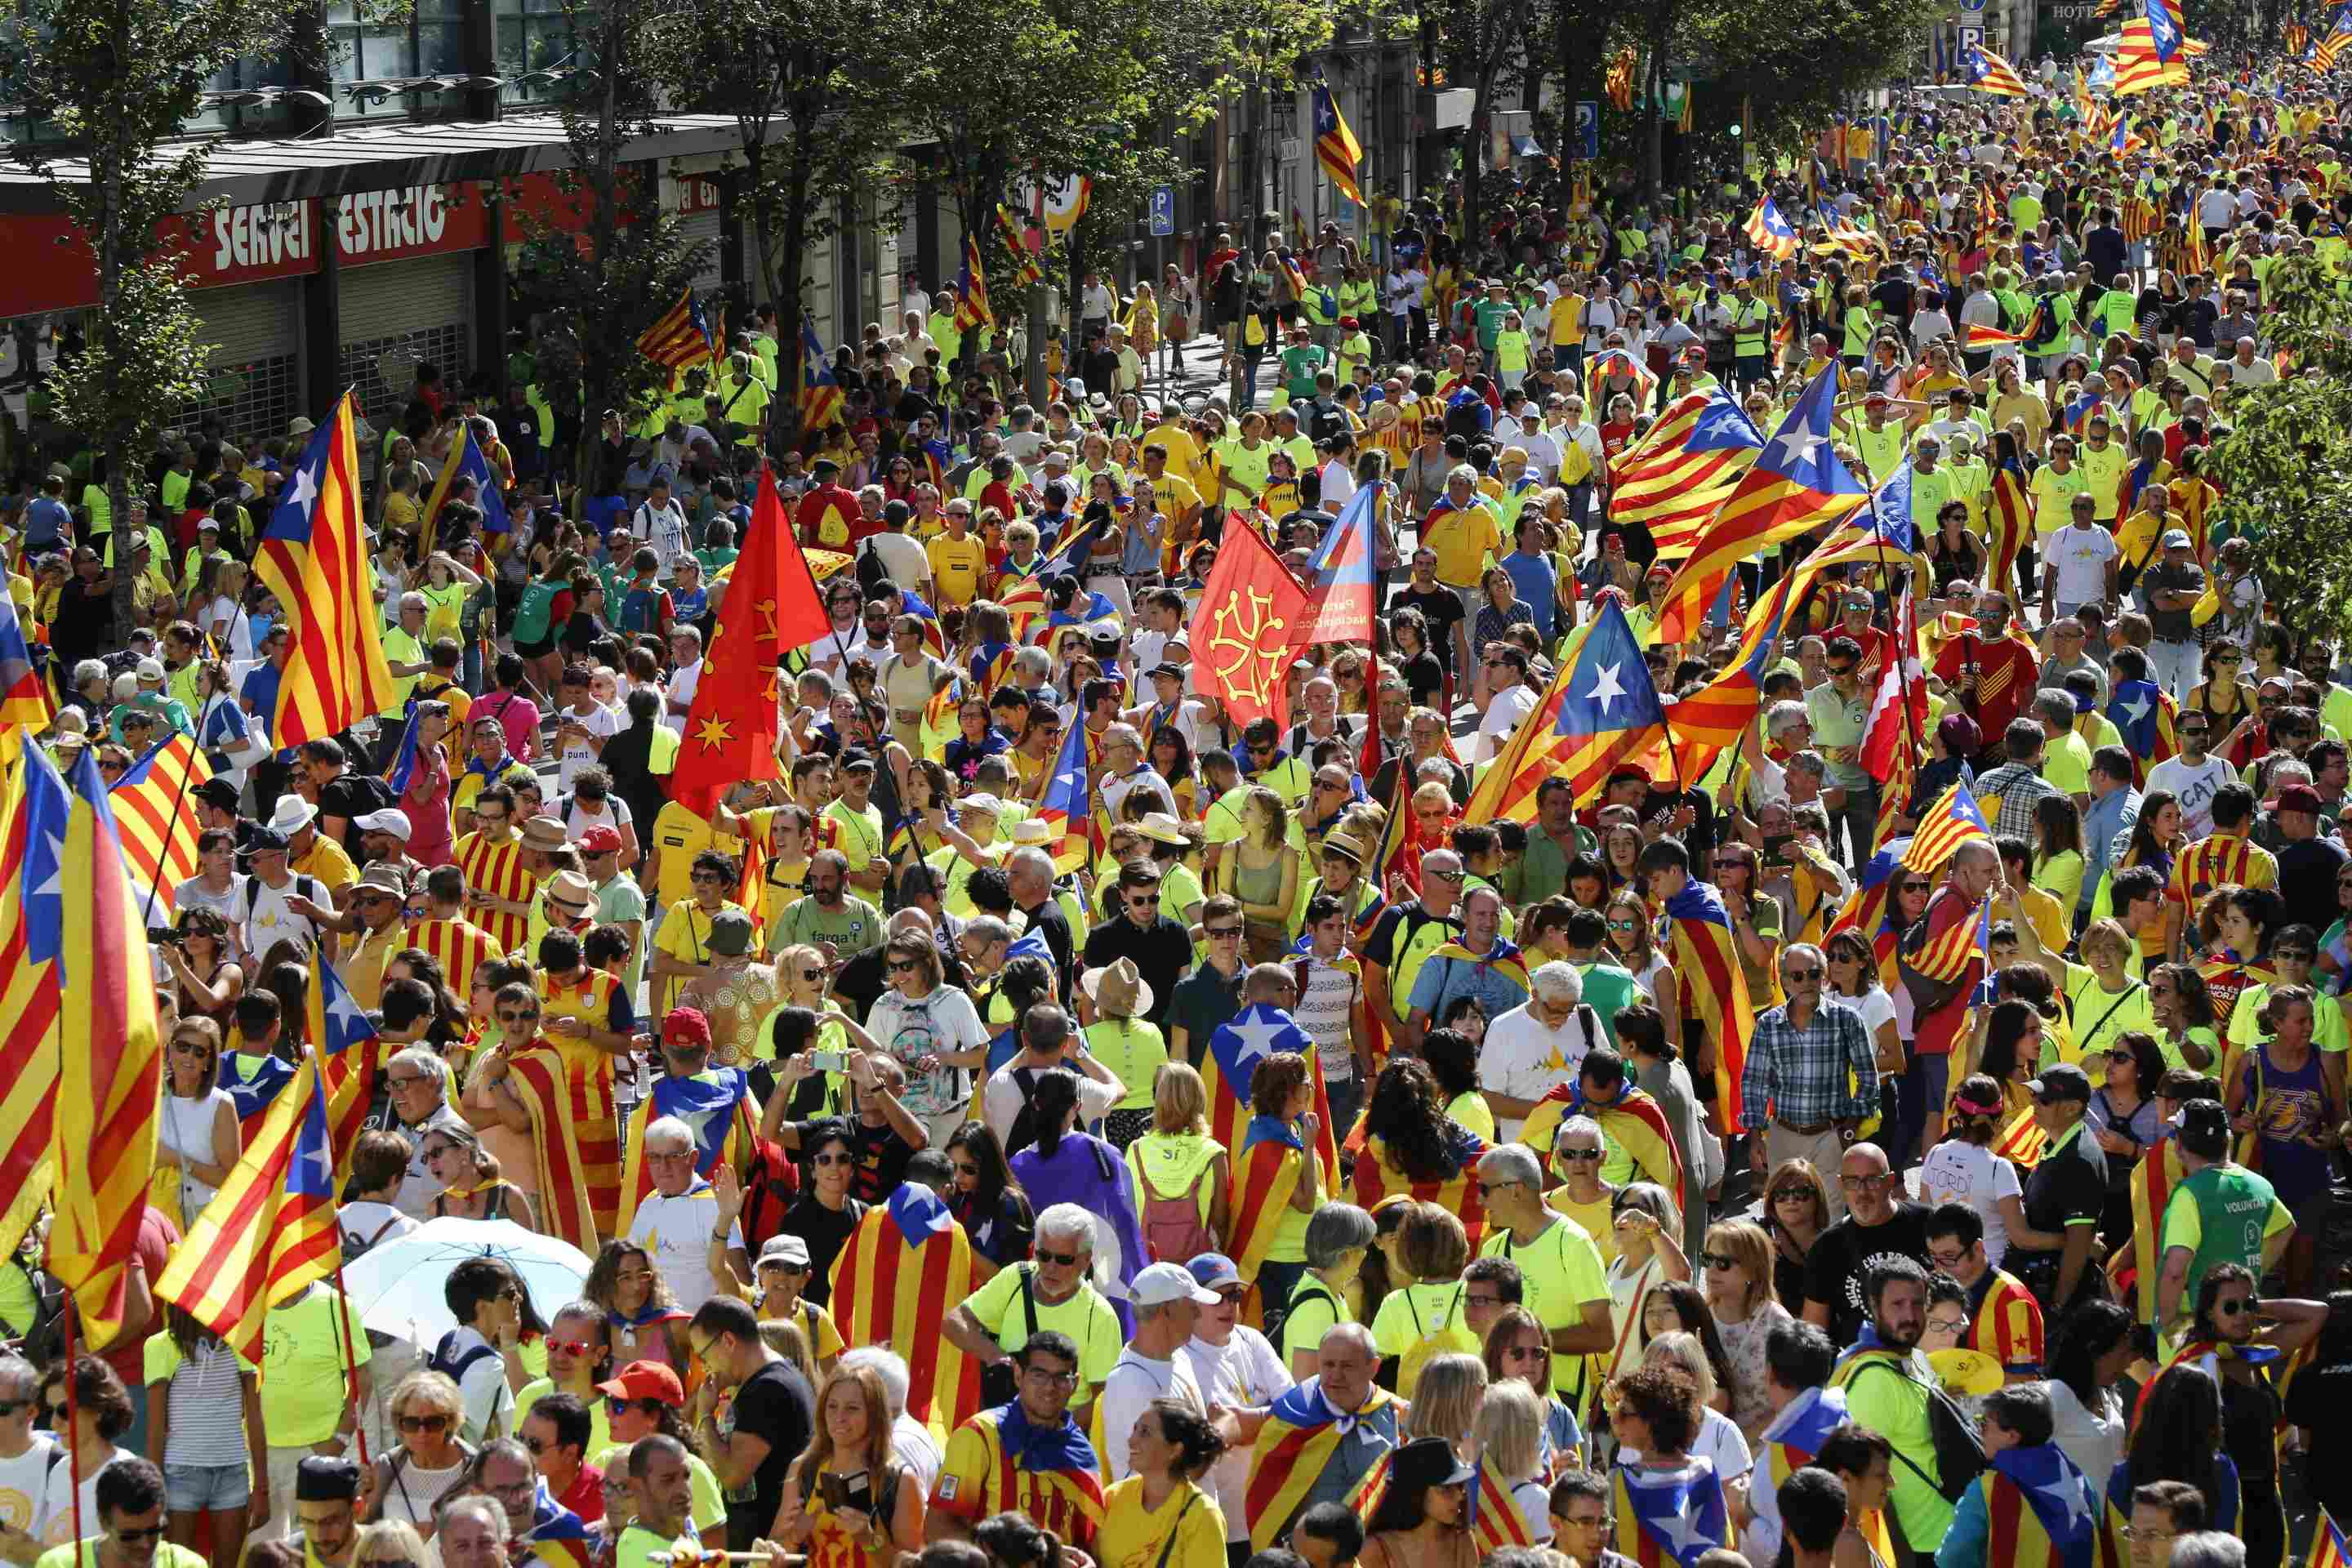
{"left": 622, "top": 1115, "right": 747, "bottom": 1313}
{"left": 941, "top": 1202, "right": 1126, "bottom": 1403}
{"left": 384, "top": 1045, "right": 470, "bottom": 1215}
{"left": 1223, "top": 1321, "right": 1401, "bottom": 1547}
{"left": 1743, "top": 701, "right": 1815, "bottom": 812}
{"left": 1481, "top": 961, "right": 1607, "bottom": 1139}
{"left": 434, "top": 1491, "right": 512, "bottom": 1568}
{"left": 840, "top": 1348, "right": 943, "bottom": 1490}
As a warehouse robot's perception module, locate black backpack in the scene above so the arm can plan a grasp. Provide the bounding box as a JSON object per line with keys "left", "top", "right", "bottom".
{"left": 1843, "top": 1356, "right": 1987, "bottom": 1502}
{"left": 1308, "top": 400, "right": 1348, "bottom": 443}
{"left": 5, "top": 1251, "right": 68, "bottom": 1368}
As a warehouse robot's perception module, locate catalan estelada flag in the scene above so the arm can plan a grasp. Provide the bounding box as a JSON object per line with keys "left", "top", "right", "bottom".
{"left": 0, "top": 593, "right": 51, "bottom": 733}
{"left": 1608, "top": 390, "right": 1765, "bottom": 560}
{"left": 1228, "top": 1110, "right": 1341, "bottom": 1284}
{"left": 2108, "top": 1135, "right": 2183, "bottom": 1321}
{"left": 1962, "top": 42, "right": 2032, "bottom": 96}
{"left": 1245, "top": 1382, "right": 1402, "bottom": 1550}
{"left": 1614, "top": 1452, "right": 1732, "bottom": 1566}
{"left": 46, "top": 745, "right": 164, "bottom": 1349}
{"left": 253, "top": 392, "right": 394, "bottom": 746}
{"left": 1463, "top": 599, "right": 1669, "bottom": 823}
{"left": 1035, "top": 708, "right": 1094, "bottom": 875}
{"left": 797, "top": 321, "right": 844, "bottom": 431}
{"left": 1744, "top": 195, "right": 1799, "bottom": 259}
{"left": 1987, "top": 452, "right": 2033, "bottom": 597}
{"left": 1973, "top": 1442, "right": 2125, "bottom": 1568}
{"left": 2114, "top": 15, "right": 2191, "bottom": 92}
{"left": 420, "top": 420, "right": 510, "bottom": 536}
{"left": 614, "top": 1070, "right": 758, "bottom": 1235}
{"left": 2307, "top": 1510, "right": 2352, "bottom": 1568}
{"left": 311, "top": 945, "right": 382, "bottom": 1171}
{"left": 1666, "top": 880, "right": 1754, "bottom": 1134}
{"left": 519, "top": 1486, "right": 593, "bottom": 1568}
{"left": 0, "top": 742, "right": 68, "bottom": 1258}
{"left": 1311, "top": 77, "right": 1364, "bottom": 206}
{"left": 1349, "top": 1120, "right": 1491, "bottom": 1252}
{"left": 2106, "top": 678, "right": 2178, "bottom": 784}
{"left": 828, "top": 1183, "right": 983, "bottom": 1438}
{"left": 636, "top": 287, "right": 714, "bottom": 370}
{"left": 1521, "top": 1081, "right": 1686, "bottom": 1196}
{"left": 1202, "top": 1005, "right": 1339, "bottom": 1169}
{"left": 1904, "top": 779, "right": 1993, "bottom": 872}
{"left": 109, "top": 732, "right": 212, "bottom": 918}
{"left": 153, "top": 1053, "right": 341, "bottom": 1363}
{"left": 1654, "top": 364, "right": 1868, "bottom": 644}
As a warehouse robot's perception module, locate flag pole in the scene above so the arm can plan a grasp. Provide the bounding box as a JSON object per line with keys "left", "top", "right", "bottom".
{"left": 310, "top": 1051, "right": 374, "bottom": 1468}
{"left": 131, "top": 736, "right": 203, "bottom": 930}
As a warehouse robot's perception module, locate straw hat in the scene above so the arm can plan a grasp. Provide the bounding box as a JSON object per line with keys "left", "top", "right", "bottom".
{"left": 1080, "top": 957, "right": 1152, "bottom": 1021}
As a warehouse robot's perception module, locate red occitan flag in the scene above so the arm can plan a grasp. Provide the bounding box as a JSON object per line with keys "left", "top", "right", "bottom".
{"left": 1184, "top": 522, "right": 1309, "bottom": 733}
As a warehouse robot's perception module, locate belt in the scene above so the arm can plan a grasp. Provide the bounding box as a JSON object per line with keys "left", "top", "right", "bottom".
{"left": 1774, "top": 1118, "right": 1837, "bottom": 1137}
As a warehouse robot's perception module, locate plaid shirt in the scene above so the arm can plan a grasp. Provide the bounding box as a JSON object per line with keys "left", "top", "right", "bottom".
{"left": 1975, "top": 760, "right": 2064, "bottom": 842}
{"left": 1741, "top": 995, "right": 1880, "bottom": 1130}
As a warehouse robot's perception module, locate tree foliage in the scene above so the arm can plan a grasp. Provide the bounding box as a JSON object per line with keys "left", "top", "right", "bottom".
{"left": 2206, "top": 256, "right": 2352, "bottom": 644}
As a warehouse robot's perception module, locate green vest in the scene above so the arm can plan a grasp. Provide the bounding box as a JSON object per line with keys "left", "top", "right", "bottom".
{"left": 2171, "top": 1162, "right": 2279, "bottom": 1311}
{"left": 1733, "top": 299, "right": 1771, "bottom": 355}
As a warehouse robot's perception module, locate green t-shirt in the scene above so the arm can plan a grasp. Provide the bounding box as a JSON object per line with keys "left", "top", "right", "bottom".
{"left": 39, "top": 1544, "right": 207, "bottom": 1568}
{"left": 1831, "top": 1351, "right": 1957, "bottom": 1549}
{"left": 1573, "top": 961, "right": 1644, "bottom": 1047}
{"left": 258, "top": 1286, "right": 372, "bottom": 1446}
{"left": 1279, "top": 345, "right": 1329, "bottom": 398}
{"left": 2158, "top": 1163, "right": 2292, "bottom": 1323}
{"left": 960, "top": 1265, "right": 1126, "bottom": 1383}
{"left": 1477, "top": 1213, "right": 1609, "bottom": 1396}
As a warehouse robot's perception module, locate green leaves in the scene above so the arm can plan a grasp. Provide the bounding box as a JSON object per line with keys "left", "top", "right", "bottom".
{"left": 2205, "top": 257, "right": 2352, "bottom": 644}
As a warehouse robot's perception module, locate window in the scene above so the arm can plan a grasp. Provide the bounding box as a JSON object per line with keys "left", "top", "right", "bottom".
{"left": 341, "top": 321, "right": 470, "bottom": 430}
{"left": 326, "top": 0, "right": 467, "bottom": 118}
{"left": 494, "top": 0, "right": 597, "bottom": 107}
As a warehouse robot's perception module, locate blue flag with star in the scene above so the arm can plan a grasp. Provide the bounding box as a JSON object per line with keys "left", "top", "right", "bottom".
{"left": 1550, "top": 598, "right": 1668, "bottom": 741}
{"left": 2144, "top": 0, "right": 2182, "bottom": 60}
{"left": 1866, "top": 461, "right": 1918, "bottom": 551}
{"left": 18, "top": 740, "right": 69, "bottom": 975}
{"left": 1617, "top": 1459, "right": 1733, "bottom": 1568}
{"left": 1206, "top": 1003, "right": 1316, "bottom": 1112}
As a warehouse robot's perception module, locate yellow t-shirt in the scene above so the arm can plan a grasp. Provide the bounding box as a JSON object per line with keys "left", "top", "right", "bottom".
{"left": 1094, "top": 1479, "right": 1228, "bottom": 1568}
{"left": 1478, "top": 1212, "right": 1609, "bottom": 1397}
{"left": 925, "top": 532, "right": 990, "bottom": 608}
{"left": 1421, "top": 499, "right": 1502, "bottom": 588}
{"left": 959, "top": 1265, "right": 1125, "bottom": 1383}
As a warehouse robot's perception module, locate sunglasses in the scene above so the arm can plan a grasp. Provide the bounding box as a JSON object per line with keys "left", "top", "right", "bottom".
{"left": 40, "top": 1403, "right": 65, "bottom": 1423}
{"left": 2216, "top": 1298, "right": 2253, "bottom": 1316}
{"left": 1035, "top": 1248, "right": 1081, "bottom": 1267}
{"left": 1771, "top": 1187, "right": 1814, "bottom": 1203}
{"left": 1205, "top": 926, "right": 1243, "bottom": 939}
{"left": 1127, "top": 894, "right": 1162, "bottom": 906}
{"left": 114, "top": 1528, "right": 166, "bottom": 1545}
{"left": 398, "top": 1413, "right": 452, "bottom": 1433}
{"left": 499, "top": 1009, "right": 541, "bottom": 1022}
{"left": 813, "top": 1152, "right": 853, "bottom": 1167}
{"left": 1784, "top": 967, "right": 1824, "bottom": 983}
{"left": 1699, "top": 1253, "right": 1739, "bottom": 1271}
{"left": 1557, "top": 1147, "right": 1602, "bottom": 1162}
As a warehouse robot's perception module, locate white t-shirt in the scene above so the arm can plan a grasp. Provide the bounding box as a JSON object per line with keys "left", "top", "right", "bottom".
{"left": 626, "top": 1184, "right": 743, "bottom": 1315}
{"left": 866, "top": 531, "right": 930, "bottom": 590}
{"left": 2046, "top": 523, "right": 2119, "bottom": 607}
{"left": 2144, "top": 754, "right": 2237, "bottom": 840}
{"left": 664, "top": 658, "right": 703, "bottom": 734}
{"left": 0, "top": 1434, "right": 58, "bottom": 1550}
{"left": 554, "top": 702, "right": 622, "bottom": 791}
{"left": 1098, "top": 1345, "right": 1205, "bottom": 1480}
{"left": 1187, "top": 1330, "right": 1292, "bottom": 1543}
{"left": 230, "top": 871, "right": 326, "bottom": 958}
{"left": 1619, "top": 1409, "right": 1752, "bottom": 1482}
{"left": 1481, "top": 1004, "right": 1605, "bottom": 1139}
{"left": 1475, "top": 684, "right": 1539, "bottom": 764}
{"left": 172, "top": 872, "right": 247, "bottom": 927}
{"left": 982, "top": 1061, "right": 1124, "bottom": 1148}
{"left": 1916, "top": 1138, "right": 2024, "bottom": 1265}
{"left": 38, "top": 1446, "right": 133, "bottom": 1545}
{"left": 562, "top": 795, "right": 635, "bottom": 842}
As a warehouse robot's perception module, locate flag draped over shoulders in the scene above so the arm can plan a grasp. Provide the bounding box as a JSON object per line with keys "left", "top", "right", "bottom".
{"left": 1664, "top": 881, "right": 1753, "bottom": 1133}
{"left": 1245, "top": 1379, "right": 1401, "bottom": 1551}
{"left": 828, "top": 1183, "right": 981, "bottom": 1438}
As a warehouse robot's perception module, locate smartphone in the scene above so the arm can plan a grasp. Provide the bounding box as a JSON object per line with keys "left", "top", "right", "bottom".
{"left": 811, "top": 1050, "right": 849, "bottom": 1074}
{"left": 821, "top": 1470, "right": 872, "bottom": 1514}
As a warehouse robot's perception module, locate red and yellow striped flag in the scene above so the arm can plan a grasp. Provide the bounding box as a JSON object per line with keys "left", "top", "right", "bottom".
{"left": 109, "top": 732, "right": 212, "bottom": 916}
{"left": 253, "top": 391, "right": 395, "bottom": 746}
{"left": 45, "top": 748, "right": 165, "bottom": 1348}
{"left": 828, "top": 1184, "right": 983, "bottom": 1438}
{"left": 0, "top": 741, "right": 68, "bottom": 1258}
{"left": 153, "top": 1054, "right": 342, "bottom": 1362}
{"left": 1902, "top": 779, "right": 1993, "bottom": 872}
{"left": 1666, "top": 882, "right": 1754, "bottom": 1133}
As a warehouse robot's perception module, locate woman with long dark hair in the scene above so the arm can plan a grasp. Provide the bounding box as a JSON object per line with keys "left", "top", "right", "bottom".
{"left": 1354, "top": 1058, "right": 1487, "bottom": 1236}
{"left": 2039, "top": 1298, "right": 2132, "bottom": 1484}
{"left": 943, "top": 1120, "right": 1035, "bottom": 1269}
{"left": 2085, "top": 1031, "right": 2164, "bottom": 1245}
{"left": 2287, "top": 1291, "right": 2352, "bottom": 1534}
{"left": 2105, "top": 1361, "right": 2236, "bottom": 1533}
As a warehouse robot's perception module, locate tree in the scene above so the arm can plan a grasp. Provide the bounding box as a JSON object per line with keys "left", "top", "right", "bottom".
{"left": 2205, "top": 256, "right": 2352, "bottom": 644}
{"left": 1689, "top": 0, "right": 1933, "bottom": 150}
{"left": 525, "top": 0, "right": 713, "bottom": 502}
{"left": 1426, "top": 0, "right": 1535, "bottom": 238}
{"left": 645, "top": 0, "right": 893, "bottom": 452}
{"left": 8, "top": 0, "right": 323, "bottom": 642}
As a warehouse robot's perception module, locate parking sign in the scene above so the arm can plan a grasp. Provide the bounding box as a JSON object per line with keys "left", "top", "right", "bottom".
{"left": 1149, "top": 185, "right": 1174, "bottom": 236}
{"left": 1575, "top": 100, "right": 1600, "bottom": 158}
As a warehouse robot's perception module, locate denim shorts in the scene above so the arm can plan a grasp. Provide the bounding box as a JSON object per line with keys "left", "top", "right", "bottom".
{"left": 166, "top": 1461, "right": 252, "bottom": 1512}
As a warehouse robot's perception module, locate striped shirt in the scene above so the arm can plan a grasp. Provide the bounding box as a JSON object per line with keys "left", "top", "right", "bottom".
{"left": 453, "top": 830, "right": 533, "bottom": 952}
{"left": 405, "top": 915, "right": 506, "bottom": 1000}
{"left": 2167, "top": 830, "right": 2278, "bottom": 911}
{"left": 1962, "top": 1267, "right": 2045, "bottom": 1376}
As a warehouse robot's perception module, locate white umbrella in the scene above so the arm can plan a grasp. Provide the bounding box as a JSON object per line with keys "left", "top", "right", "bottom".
{"left": 338, "top": 1217, "right": 594, "bottom": 1343}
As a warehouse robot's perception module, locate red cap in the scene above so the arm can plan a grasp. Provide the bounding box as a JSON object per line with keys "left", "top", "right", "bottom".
{"left": 596, "top": 1361, "right": 684, "bottom": 1405}
{"left": 577, "top": 825, "right": 626, "bottom": 855}
{"left": 662, "top": 1007, "right": 711, "bottom": 1048}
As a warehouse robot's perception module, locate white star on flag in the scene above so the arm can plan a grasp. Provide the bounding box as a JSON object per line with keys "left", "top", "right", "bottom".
{"left": 1587, "top": 662, "right": 1626, "bottom": 713}
{"left": 1770, "top": 428, "right": 1825, "bottom": 470}
{"left": 2033, "top": 1472, "right": 2093, "bottom": 1535}
{"left": 287, "top": 462, "right": 320, "bottom": 513}
{"left": 2120, "top": 692, "right": 2150, "bottom": 726}
{"left": 1224, "top": 1010, "right": 1292, "bottom": 1072}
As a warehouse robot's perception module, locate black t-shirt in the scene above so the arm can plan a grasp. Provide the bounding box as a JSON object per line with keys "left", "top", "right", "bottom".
{"left": 1020, "top": 898, "right": 1076, "bottom": 1000}
{"left": 2019, "top": 1123, "right": 2107, "bottom": 1250}
{"left": 1388, "top": 585, "right": 1468, "bottom": 677}
{"left": 784, "top": 1194, "right": 866, "bottom": 1309}
{"left": 2285, "top": 1357, "right": 2352, "bottom": 1503}
{"left": 317, "top": 772, "right": 394, "bottom": 858}
{"left": 2279, "top": 836, "right": 2350, "bottom": 926}
{"left": 1081, "top": 913, "right": 1196, "bottom": 1027}
{"left": 725, "top": 1359, "right": 816, "bottom": 1550}
{"left": 1801, "top": 1201, "right": 1934, "bottom": 1349}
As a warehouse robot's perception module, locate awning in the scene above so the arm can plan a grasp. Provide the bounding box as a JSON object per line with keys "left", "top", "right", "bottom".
{"left": 0, "top": 112, "right": 748, "bottom": 216}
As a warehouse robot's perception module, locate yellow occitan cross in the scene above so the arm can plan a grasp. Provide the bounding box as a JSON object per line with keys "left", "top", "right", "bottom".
{"left": 1206, "top": 588, "right": 1289, "bottom": 708}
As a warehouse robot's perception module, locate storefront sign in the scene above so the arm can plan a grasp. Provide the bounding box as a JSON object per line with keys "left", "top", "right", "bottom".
{"left": 0, "top": 199, "right": 321, "bottom": 318}
{"left": 335, "top": 183, "right": 491, "bottom": 268}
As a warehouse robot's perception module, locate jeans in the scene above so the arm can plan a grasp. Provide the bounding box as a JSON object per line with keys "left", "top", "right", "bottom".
{"left": 166, "top": 1462, "right": 253, "bottom": 1512}
{"left": 1565, "top": 479, "right": 1595, "bottom": 533}
{"left": 2147, "top": 637, "right": 2203, "bottom": 703}
{"left": 1831, "top": 780, "right": 1880, "bottom": 870}
{"left": 1325, "top": 1074, "right": 1365, "bottom": 1141}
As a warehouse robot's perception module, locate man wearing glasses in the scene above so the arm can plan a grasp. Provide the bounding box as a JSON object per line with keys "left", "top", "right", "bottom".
{"left": 683, "top": 1297, "right": 814, "bottom": 1551}
{"left": 1472, "top": 1145, "right": 1612, "bottom": 1396}
{"left": 927, "top": 1329, "right": 1103, "bottom": 1553}
{"left": 1921, "top": 1202, "right": 2044, "bottom": 1383}
{"left": 1743, "top": 944, "right": 1880, "bottom": 1220}
{"left": 623, "top": 1115, "right": 748, "bottom": 1316}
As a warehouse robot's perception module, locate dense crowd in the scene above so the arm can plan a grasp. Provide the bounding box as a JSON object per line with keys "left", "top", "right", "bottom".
{"left": 9, "top": 34, "right": 2352, "bottom": 1568}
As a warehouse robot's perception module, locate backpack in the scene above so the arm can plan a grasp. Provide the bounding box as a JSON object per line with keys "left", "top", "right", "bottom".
{"left": 737, "top": 1137, "right": 808, "bottom": 1256}
{"left": 1443, "top": 394, "right": 1486, "bottom": 441}
{"left": 1308, "top": 400, "right": 1348, "bottom": 443}
{"left": 511, "top": 577, "right": 563, "bottom": 645}
{"left": 337, "top": 1209, "right": 408, "bottom": 1263}
{"left": 1841, "top": 1355, "right": 1987, "bottom": 1502}
{"left": 1134, "top": 1152, "right": 1218, "bottom": 1266}
{"left": 4, "top": 1251, "right": 69, "bottom": 1368}
{"left": 425, "top": 1328, "right": 510, "bottom": 1437}
{"left": 854, "top": 537, "right": 893, "bottom": 599}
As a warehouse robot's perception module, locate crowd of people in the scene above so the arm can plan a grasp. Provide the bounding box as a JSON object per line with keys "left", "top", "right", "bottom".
{"left": 9, "top": 33, "right": 2352, "bottom": 1568}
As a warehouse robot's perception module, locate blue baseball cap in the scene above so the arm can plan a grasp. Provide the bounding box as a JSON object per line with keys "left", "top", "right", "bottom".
{"left": 1187, "top": 1254, "right": 1242, "bottom": 1291}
